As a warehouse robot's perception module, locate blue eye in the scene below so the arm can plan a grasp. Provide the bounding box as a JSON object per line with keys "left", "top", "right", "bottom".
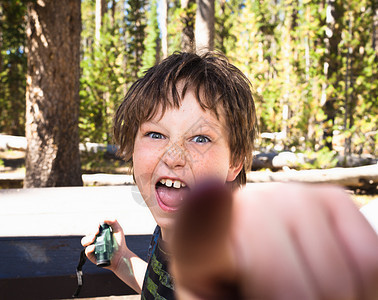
{"left": 192, "top": 135, "right": 211, "bottom": 143}
{"left": 147, "top": 132, "right": 164, "bottom": 139}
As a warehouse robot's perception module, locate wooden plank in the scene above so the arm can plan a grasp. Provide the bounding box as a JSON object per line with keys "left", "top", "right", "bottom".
{"left": 0, "top": 235, "right": 150, "bottom": 299}
{"left": 0, "top": 273, "right": 136, "bottom": 299}
{"left": 0, "top": 186, "right": 156, "bottom": 236}
{"left": 0, "top": 186, "right": 156, "bottom": 299}
{"left": 0, "top": 235, "right": 150, "bottom": 279}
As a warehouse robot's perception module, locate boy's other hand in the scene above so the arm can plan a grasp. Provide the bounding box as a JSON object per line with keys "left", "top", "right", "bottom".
{"left": 171, "top": 181, "right": 378, "bottom": 299}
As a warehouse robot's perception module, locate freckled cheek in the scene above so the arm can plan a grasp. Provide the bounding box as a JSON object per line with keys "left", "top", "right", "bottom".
{"left": 133, "top": 143, "right": 163, "bottom": 177}
{"left": 133, "top": 147, "right": 163, "bottom": 202}
{"left": 188, "top": 150, "right": 230, "bottom": 181}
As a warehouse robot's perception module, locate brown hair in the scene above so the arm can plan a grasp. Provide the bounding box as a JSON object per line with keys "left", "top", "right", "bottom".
{"left": 114, "top": 51, "right": 257, "bottom": 187}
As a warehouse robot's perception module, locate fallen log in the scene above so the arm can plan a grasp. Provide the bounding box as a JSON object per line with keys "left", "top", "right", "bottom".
{"left": 0, "top": 134, "right": 118, "bottom": 155}
{"left": 252, "top": 151, "right": 377, "bottom": 170}
{"left": 0, "top": 134, "right": 27, "bottom": 150}
{"left": 0, "top": 172, "right": 135, "bottom": 188}
{"left": 1, "top": 165, "right": 377, "bottom": 191}
{"left": 247, "top": 164, "right": 378, "bottom": 192}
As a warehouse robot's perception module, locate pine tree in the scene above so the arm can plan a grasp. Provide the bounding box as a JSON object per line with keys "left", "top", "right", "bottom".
{"left": 0, "top": 0, "right": 27, "bottom": 136}
{"left": 140, "top": 0, "right": 161, "bottom": 76}
{"left": 181, "top": 0, "right": 196, "bottom": 52}
{"left": 214, "top": 0, "right": 238, "bottom": 55}
{"left": 125, "top": 0, "right": 147, "bottom": 79}
{"left": 168, "top": 0, "right": 182, "bottom": 54}
{"left": 321, "top": 0, "right": 345, "bottom": 150}
{"left": 80, "top": 0, "right": 126, "bottom": 144}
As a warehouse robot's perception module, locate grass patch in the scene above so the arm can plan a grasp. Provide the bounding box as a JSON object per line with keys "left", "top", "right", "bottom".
{"left": 80, "top": 151, "right": 131, "bottom": 174}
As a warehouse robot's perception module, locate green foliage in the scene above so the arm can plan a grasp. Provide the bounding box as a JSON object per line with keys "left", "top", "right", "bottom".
{"left": 80, "top": 0, "right": 123, "bottom": 144}
{"left": 223, "top": 0, "right": 377, "bottom": 157}
{"left": 80, "top": 0, "right": 150, "bottom": 144}
{"left": 300, "top": 147, "right": 339, "bottom": 170}
{"left": 80, "top": 150, "right": 125, "bottom": 174}
{"left": 139, "top": 0, "right": 160, "bottom": 76}
{"left": 125, "top": 0, "right": 147, "bottom": 79}
{"left": 0, "top": 0, "right": 376, "bottom": 163}
{"left": 214, "top": 0, "right": 239, "bottom": 54}
{"left": 167, "top": 0, "right": 183, "bottom": 54}
{"left": 0, "top": 0, "right": 26, "bottom": 136}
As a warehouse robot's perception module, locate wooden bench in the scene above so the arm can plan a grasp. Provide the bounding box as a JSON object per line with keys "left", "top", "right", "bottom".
{"left": 0, "top": 186, "right": 156, "bottom": 299}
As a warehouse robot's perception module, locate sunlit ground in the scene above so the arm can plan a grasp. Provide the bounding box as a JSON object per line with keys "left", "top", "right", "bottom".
{"left": 352, "top": 194, "right": 378, "bottom": 208}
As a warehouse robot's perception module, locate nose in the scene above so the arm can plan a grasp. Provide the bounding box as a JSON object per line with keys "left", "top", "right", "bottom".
{"left": 161, "top": 142, "right": 186, "bottom": 169}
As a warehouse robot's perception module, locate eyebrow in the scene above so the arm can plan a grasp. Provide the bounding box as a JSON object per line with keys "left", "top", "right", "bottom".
{"left": 193, "top": 119, "right": 222, "bottom": 130}
{"left": 184, "top": 118, "right": 225, "bottom": 139}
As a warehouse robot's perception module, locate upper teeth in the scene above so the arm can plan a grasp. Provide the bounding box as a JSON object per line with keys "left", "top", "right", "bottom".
{"left": 160, "top": 179, "right": 186, "bottom": 189}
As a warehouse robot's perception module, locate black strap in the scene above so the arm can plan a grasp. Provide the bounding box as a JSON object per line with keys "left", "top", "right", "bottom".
{"left": 72, "top": 249, "right": 87, "bottom": 298}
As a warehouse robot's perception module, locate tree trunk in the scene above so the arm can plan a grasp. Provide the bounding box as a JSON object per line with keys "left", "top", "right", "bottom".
{"left": 0, "top": 4, "right": 3, "bottom": 73}
{"left": 95, "top": 0, "right": 107, "bottom": 44}
{"left": 110, "top": 0, "right": 116, "bottom": 28}
{"left": 344, "top": 12, "right": 353, "bottom": 156}
{"left": 25, "top": 0, "right": 82, "bottom": 187}
{"left": 195, "top": 0, "right": 214, "bottom": 53}
{"left": 373, "top": 0, "right": 378, "bottom": 55}
{"left": 322, "top": 0, "right": 344, "bottom": 150}
{"left": 8, "top": 48, "right": 23, "bottom": 135}
{"left": 181, "top": 0, "right": 195, "bottom": 52}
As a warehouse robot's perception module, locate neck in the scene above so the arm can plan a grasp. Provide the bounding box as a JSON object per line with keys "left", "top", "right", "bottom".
{"left": 160, "top": 227, "right": 173, "bottom": 254}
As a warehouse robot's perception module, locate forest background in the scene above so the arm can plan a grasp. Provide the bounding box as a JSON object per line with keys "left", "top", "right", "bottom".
{"left": 0, "top": 0, "right": 377, "bottom": 188}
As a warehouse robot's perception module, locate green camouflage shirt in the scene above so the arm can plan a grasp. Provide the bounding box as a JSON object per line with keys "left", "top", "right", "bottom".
{"left": 141, "top": 226, "right": 175, "bottom": 300}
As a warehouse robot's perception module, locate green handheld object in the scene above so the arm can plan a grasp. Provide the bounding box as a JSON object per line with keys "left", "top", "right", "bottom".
{"left": 95, "top": 223, "right": 113, "bottom": 267}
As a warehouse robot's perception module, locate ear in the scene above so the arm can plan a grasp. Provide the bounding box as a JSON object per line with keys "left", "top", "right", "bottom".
{"left": 226, "top": 161, "right": 244, "bottom": 182}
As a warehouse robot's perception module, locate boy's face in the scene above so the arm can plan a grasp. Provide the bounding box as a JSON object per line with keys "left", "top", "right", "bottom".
{"left": 132, "top": 85, "right": 242, "bottom": 233}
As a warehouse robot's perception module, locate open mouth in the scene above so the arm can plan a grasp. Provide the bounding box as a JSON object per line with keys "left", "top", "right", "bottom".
{"left": 155, "top": 178, "right": 190, "bottom": 212}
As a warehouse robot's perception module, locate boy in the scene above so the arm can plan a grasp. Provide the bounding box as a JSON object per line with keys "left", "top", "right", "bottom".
{"left": 82, "top": 52, "right": 378, "bottom": 299}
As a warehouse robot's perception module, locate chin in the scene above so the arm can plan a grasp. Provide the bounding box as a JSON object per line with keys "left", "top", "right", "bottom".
{"left": 155, "top": 214, "right": 177, "bottom": 235}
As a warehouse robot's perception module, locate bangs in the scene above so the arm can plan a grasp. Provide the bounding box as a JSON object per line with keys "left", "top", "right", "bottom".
{"left": 134, "top": 54, "right": 223, "bottom": 124}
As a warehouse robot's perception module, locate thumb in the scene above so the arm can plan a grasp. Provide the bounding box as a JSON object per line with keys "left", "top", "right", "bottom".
{"left": 171, "top": 179, "right": 240, "bottom": 299}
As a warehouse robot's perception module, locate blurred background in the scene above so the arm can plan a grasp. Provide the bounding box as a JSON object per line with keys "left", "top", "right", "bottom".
{"left": 0, "top": 0, "right": 377, "bottom": 195}
{"left": 1, "top": 2, "right": 376, "bottom": 298}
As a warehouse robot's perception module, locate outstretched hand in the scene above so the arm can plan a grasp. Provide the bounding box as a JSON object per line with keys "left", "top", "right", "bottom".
{"left": 171, "top": 181, "right": 378, "bottom": 299}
